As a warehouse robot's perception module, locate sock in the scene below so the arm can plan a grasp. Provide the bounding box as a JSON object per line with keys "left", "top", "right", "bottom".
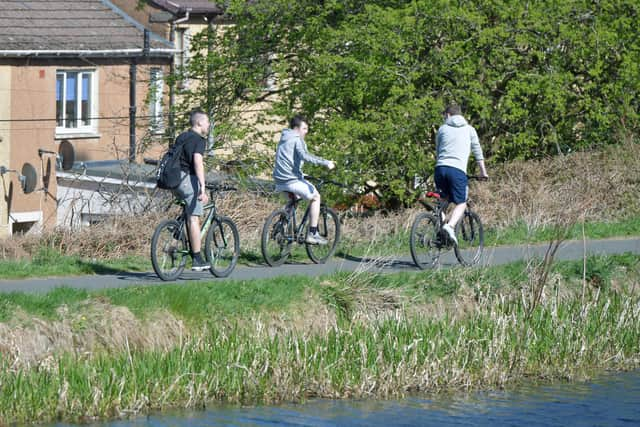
{"left": 192, "top": 251, "right": 202, "bottom": 261}
{"left": 309, "top": 226, "right": 318, "bottom": 234}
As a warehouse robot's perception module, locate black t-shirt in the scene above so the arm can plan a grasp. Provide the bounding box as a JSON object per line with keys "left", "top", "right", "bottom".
{"left": 176, "top": 130, "right": 206, "bottom": 175}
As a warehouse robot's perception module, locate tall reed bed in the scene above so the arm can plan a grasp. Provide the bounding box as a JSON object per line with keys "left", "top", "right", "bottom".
{"left": 1, "top": 282, "right": 638, "bottom": 424}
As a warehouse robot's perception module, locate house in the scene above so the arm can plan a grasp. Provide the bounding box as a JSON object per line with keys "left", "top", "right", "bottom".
{"left": 110, "top": 0, "right": 225, "bottom": 139}
{"left": 0, "top": 0, "right": 176, "bottom": 237}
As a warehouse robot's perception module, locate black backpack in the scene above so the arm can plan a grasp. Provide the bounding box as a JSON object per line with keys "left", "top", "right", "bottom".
{"left": 156, "top": 139, "right": 186, "bottom": 190}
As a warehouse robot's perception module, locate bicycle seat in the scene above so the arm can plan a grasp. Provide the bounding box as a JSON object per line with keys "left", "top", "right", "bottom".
{"left": 425, "top": 191, "right": 441, "bottom": 199}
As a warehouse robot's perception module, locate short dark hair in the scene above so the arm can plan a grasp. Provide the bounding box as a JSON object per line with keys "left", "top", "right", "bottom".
{"left": 189, "top": 108, "right": 207, "bottom": 127}
{"left": 444, "top": 104, "right": 462, "bottom": 116}
{"left": 289, "top": 114, "right": 308, "bottom": 129}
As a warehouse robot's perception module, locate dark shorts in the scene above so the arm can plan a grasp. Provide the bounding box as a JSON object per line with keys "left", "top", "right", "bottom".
{"left": 434, "top": 166, "right": 468, "bottom": 204}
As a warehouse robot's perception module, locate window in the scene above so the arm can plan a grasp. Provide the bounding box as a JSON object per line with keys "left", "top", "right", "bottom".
{"left": 149, "top": 67, "right": 164, "bottom": 131}
{"left": 56, "top": 70, "right": 96, "bottom": 133}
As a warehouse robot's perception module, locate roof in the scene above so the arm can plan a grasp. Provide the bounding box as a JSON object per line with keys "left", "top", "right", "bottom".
{"left": 0, "top": 0, "right": 174, "bottom": 56}
{"left": 148, "top": 0, "right": 223, "bottom": 15}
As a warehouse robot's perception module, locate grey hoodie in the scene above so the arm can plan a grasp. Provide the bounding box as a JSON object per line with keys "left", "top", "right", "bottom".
{"left": 273, "top": 128, "right": 331, "bottom": 183}
{"left": 435, "top": 115, "right": 484, "bottom": 173}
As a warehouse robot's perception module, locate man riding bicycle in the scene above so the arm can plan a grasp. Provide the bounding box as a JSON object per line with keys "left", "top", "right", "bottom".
{"left": 174, "top": 109, "right": 211, "bottom": 271}
{"left": 273, "top": 115, "right": 335, "bottom": 245}
{"left": 435, "top": 104, "right": 489, "bottom": 245}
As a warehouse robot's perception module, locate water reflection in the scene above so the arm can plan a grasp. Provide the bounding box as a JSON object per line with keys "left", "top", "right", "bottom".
{"left": 54, "top": 370, "right": 640, "bottom": 427}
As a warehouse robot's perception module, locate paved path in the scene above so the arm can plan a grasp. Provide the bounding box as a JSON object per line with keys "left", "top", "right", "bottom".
{"left": 0, "top": 237, "right": 638, "bottom": 293}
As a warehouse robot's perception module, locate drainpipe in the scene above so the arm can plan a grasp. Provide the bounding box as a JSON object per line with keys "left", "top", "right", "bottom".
{"left": 129, "top": 60, "right": 137, "bottom": 162}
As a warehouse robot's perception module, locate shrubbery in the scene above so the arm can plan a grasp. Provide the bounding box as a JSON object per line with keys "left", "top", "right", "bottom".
{"left": 176, "top": 0, "right": 639, "bottom": 206}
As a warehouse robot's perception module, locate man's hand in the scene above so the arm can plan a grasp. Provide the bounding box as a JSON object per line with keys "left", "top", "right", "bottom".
{"left": 327, "top": 160, "right": 336, "bottom": 170}
{"left": 198, "top": 188, "right": 209, "bottom": 204}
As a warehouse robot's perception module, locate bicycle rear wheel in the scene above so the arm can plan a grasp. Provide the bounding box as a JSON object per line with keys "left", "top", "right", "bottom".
{"left": 306, "top": 207, "right": 340, "bottom": 264}
{"left": 410, "top": 212, "right": 442, "bottom": 269}
{"left": 205, "top": 216, "right": 240, "bottom": 277}
{"left": 151, "top": 219, "right": 188, "bottom": 281}
{"left": 261, "top": 209, "right": 292, "bottom": 267}
{"left": 454, "top": 210, "right": 484, "bottom": 266}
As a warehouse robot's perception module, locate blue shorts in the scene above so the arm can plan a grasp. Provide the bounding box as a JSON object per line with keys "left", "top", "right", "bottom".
{"left": 434, "top": 166, "right": 468, "bottom": 204}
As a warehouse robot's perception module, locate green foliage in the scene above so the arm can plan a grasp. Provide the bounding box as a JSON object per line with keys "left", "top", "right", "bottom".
{"left": 175, "top": 0, "right": 639, "bottom": 205}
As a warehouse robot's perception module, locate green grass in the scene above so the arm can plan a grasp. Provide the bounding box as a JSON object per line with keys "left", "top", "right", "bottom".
{"left": 1, "top": 254, "right": 639, "bottom": 424}
{"left": 0, "top": 247, "right": 150, "bottom": 279}
{"left": 2, "top": 253, "right": 637, "bottom": 325}
{"left": 486, "top": 216, "right": 640, "bottom": 246}
{"left": 0, "top": 274, "right": 311, "bottom": 324}
{"left": 337, "top": 215, "right": 640, "bottom": 260}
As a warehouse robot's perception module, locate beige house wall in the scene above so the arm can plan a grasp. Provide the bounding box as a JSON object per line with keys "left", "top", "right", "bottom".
{"left": 2, "top": 61, "right": 170, "bottom": 234}
{"left": 9, "top": 65, "right": 57, "bottom": 230}
{"left": 0, "top": 66, "right": 11, "bottom": 237}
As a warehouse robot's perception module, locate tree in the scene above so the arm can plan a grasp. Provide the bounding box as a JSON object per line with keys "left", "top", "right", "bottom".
{"left": 175, "top": 0, "right": 640, "bottom": 207}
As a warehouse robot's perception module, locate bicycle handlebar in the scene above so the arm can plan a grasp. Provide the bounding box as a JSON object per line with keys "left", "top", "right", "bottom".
{"left": 205, "top": 182, "right": 237, "bottom": 192}
{"left": 467, "top": 175, "right": 489, "bottom": 182}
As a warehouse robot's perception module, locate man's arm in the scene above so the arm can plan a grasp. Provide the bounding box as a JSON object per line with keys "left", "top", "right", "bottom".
{"left": 193, "top": 152, "right": 209, "bottom": 202}
{"left": 470, "top": 127, "right": 488, "bottom": 177}
{"left": 295, "top": 139, "right": 331, "bottom": 167}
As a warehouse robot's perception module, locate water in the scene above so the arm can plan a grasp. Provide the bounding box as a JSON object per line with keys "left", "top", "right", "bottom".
{"left": 55, "top": 370, "right": 640, "bottom": 427}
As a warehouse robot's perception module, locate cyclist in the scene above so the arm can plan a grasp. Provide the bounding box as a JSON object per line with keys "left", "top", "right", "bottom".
{"left": 273, "top": 115, "right": 335, "bottom": 245}
{"left": 435, "top": 104, "right": 488, "bottom": 245}
{"left": 174, "top": 109, "right": 211, "bottom": 271}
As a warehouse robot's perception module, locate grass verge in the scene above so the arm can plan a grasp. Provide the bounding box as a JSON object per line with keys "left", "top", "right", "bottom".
{"left": 0, "top": 254, "right": 639, "bottom": 424}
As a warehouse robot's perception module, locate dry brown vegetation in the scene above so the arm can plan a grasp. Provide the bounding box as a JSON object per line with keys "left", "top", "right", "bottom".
{"left": 0, "top": 142, "right": 638, "bottom": 262}
{"left": 472, "top": 141, "right": 640, "bottom": 228}
{"left": 0, "top": 302, "right": 186, "bottom": 371}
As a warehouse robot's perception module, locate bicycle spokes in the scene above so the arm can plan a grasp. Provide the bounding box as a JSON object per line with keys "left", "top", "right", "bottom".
{"left": 410, "top": 213, "right": 442, "bottom": 270}
{"left": 454, "top": 211, "right": 484, "bottom": 266}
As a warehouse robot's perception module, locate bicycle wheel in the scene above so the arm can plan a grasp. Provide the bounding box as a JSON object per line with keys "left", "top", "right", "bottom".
{"left": 410, "top": 212, "right": 442, "bottom": 270}
{"left": 205, "top": 216, "right": 240, "bottom": 278}
{"left": 306, "top": 207, "right": 341, "bottom": 264}
{"left": 151, "top": 219, "right": 188, "bottom": 281}
{"left": 261, "top": 209, "right": 292, "bottom": 267}
{"left": 454, "top": 210, "right": 484, "bottom": 266}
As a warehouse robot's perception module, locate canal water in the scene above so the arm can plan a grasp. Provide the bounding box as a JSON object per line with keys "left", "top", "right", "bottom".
{"left": 54, "top": 369, "right": 640, "bottom": 426}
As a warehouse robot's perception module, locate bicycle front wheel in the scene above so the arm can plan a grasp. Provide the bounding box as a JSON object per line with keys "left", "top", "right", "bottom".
{"left": 410, "top": 212, "right": 442, "bottom": 270}
{"left": 454, "top": 210, "right": 484, "bottom": 266}
{"left": 205, "top": 216, "right": 240, "bottom": 278}
{"left": 261, "top": 209, "right": 292, "bottom": 267}
{"left": 306, "top": 207, "right": 340, "bottom": 264}
{"left": 151, "top": 219, "right": 188, "bottom": 281}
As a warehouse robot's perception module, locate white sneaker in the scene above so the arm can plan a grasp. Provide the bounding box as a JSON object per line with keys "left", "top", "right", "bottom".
{"left": 442, "top": 224, "right": 457, "bottom": 246}
{"left": 306, "top": 232, "right": 328, "bottom": 245}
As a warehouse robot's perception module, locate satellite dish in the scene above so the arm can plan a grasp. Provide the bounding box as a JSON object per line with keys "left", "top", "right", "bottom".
{"left": 58, "top": 140, "right": 75, "bottom": 171}
{"left": 21, "top": 163, "right": 37, "bottom": 194}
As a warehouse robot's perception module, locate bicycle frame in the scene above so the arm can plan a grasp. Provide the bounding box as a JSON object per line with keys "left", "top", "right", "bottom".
{"left": 284, "top": 197, "right": 312, "bottom": 244}
{"left": 175, "top": 190, "right": 228, "bottom": 253}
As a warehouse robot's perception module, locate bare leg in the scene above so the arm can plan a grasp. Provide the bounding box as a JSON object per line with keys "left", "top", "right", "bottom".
{"left": 188, "top": 215, "right": 202, "bottom": 253}
{"left": 309, "top": 193, "right": 321, "bottom": 228}
{"left": 447, "top": 202, "right": 467, "bottom": 229}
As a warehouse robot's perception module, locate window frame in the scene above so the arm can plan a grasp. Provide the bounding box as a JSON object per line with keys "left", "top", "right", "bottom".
{"left": 55, "top": 69, "right": 98, "bottom": 136}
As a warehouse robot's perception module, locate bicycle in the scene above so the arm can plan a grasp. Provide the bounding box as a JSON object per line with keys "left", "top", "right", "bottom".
{"left": 261, "top": 176, "right": 342, "bottom": 267}
{"left": 410, "top": 176, "right": 485, "bottom": 269}
{"left": 151, "top": 182, "right": 240, "bottom": 281}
